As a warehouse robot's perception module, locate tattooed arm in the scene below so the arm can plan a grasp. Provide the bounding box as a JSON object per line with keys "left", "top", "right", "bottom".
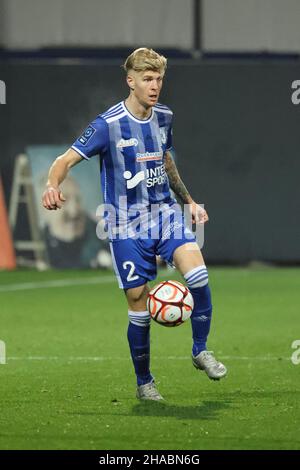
{"left": 164, "top": 150, "right": 193, "bottom": 204}
{"left": 164, "top": 150, "right": 209, "bottom": 224}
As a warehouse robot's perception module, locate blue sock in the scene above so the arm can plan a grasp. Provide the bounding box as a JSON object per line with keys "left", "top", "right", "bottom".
{"left": 184, "top": 266, "right": 212, "bottom": 357}
{"left": 127, "top": 311, "right": 153, "bottom": 386}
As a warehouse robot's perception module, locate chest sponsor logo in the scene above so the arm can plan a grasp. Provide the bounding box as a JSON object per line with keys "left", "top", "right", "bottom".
{"left": 136, "top": 151, "right": 163, "bottom": 162}
{"left": 123, "top": 164, "right": 167, "bottom": 189}
{"left": 117, "top": 138, "right": 138, "bottom": 148}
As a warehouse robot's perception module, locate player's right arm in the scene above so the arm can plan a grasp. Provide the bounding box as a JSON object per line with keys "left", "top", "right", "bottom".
{"left": 42, "top": 116, "right": 109, "bottom": 210}
{"left": 42, "top": 148, "right": 82, "bottom": 210}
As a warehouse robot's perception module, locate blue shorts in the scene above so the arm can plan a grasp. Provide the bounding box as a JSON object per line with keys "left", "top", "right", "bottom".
{"left": 109, "top": 206, "right": 196, "bottom": 289}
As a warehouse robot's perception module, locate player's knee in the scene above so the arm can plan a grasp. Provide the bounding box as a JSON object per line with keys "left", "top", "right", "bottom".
{"left": 125, "top": 284, "right": 149, "bottom": 308}
{"left": 184, "top": 265, "right": 209, "bottom": 289}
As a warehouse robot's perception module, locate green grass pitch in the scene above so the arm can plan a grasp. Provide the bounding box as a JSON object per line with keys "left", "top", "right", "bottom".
{"left": 0, "top": 267, "right": 299, "bottom": 450}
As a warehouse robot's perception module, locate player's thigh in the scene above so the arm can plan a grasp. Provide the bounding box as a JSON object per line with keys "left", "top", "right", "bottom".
{"left": 125, "top": 283, "right": 150, "bottom": 311}
{"left": 173, "top": 242, "right": 205, "bottom": 277}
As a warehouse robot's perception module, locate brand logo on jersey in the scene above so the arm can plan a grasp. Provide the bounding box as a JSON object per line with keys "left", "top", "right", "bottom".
{"left": 136, "top": 151, "right": 163, "bottom": 162}
{"left": 123, "top": 164, "right": 167, "bottom": 189}
{"left": 79, "top": 125, "right": 96, "bottom": 145}
{"left": 124, "top": 170, "right": 145, "bottom": 189}
{"left": 117, "top": 138, "right": 138, "bottom": 148}
{"left": 160, "top": 127, "right": 167, "bottom": 144}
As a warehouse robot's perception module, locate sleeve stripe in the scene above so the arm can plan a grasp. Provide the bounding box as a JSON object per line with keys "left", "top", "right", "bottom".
{"left": 71, "top": 146, "right": 90, "bottom": 160}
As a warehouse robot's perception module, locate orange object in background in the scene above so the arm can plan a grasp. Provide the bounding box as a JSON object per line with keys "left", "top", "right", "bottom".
{"left": 0, "top": 176, "right": 16, "bottom": 270}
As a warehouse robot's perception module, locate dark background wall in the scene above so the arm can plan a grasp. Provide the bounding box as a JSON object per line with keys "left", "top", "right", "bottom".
{"left": 0, "top": 61, "right": 299, "bottom": 263}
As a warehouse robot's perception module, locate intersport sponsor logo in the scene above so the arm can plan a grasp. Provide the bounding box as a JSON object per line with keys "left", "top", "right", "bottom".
{"left": 124, "top": 164, "right": 166, "bottom": 189}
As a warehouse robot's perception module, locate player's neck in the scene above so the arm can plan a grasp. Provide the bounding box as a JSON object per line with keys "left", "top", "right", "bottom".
{"left": 125, "top": 96, "right": 152, "bottom": 121}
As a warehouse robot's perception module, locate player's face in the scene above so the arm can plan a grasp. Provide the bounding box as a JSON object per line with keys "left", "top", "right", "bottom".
{"left": 129, "top": 70, "right": 164, "bottom": 107}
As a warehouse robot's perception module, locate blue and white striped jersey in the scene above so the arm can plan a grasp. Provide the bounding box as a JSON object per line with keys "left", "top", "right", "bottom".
{"left": 72, "top": 101, "right": 175, "bottom": 230}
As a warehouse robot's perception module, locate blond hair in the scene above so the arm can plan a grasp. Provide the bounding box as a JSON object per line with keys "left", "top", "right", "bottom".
{"left": 123, "top": 47, "right": 167, "bottom": 74}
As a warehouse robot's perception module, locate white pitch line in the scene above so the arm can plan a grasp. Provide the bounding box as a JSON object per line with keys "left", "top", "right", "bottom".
{"left": 0, "top": 271, "right": 172, "bottom": 293}
{"left": 0, "top": 276, "right": 116, "bottom": 292}
{"left": 6, "top": 355, "right": 291, "bottom": 362}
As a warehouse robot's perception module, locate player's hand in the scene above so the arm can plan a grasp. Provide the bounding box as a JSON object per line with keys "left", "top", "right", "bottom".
{"left": 42, "top": 186, "right": 66, "bottom": 210}
{"left": 189, "top": 201, "right": 209, "bottom": 224}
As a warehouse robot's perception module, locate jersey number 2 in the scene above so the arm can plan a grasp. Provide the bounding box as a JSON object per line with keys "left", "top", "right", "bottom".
{"left": 122, "top": 261, "right": 139, "bottom": 282}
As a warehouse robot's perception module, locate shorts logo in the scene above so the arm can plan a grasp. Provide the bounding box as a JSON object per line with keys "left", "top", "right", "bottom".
{"left": 79, "top": 125, "right": 96, "bottom": 145}
{"left": 160, "top": 127, "right": 167, "bottom": 144}
{"left": 162, "top": 221, "right": 184, "bottom": 240}
{"left": 117, "top": 138, "right": 138, "bottom": 149}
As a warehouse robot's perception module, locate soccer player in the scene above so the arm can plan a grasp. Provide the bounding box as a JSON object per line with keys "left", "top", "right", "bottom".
{"left": 42, "top": 48, "right": 227, "bottom": 400}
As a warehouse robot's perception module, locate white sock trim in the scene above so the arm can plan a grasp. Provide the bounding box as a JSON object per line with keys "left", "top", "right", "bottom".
{"left": 184, "top": 265, "right": 206, "bottom": 279}
{"left": 184, "top": 265, "right": 209, "bottom": 288}
{"left": 128, "top": 310, "right": 151, "bottom": 327}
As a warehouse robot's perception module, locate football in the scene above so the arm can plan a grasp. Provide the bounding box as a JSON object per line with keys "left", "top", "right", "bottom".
{"left": 147, "top": 280, "right": 194, "bottom": 327}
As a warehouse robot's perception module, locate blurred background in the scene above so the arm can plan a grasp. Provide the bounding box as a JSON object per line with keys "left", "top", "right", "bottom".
{"left": 0, "top": 0, "right": 300, "bottom": 269}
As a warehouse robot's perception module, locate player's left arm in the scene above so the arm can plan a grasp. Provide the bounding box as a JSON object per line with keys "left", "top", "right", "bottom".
{"left": 164, "top": 150, "right": 209, "bottom": 224}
